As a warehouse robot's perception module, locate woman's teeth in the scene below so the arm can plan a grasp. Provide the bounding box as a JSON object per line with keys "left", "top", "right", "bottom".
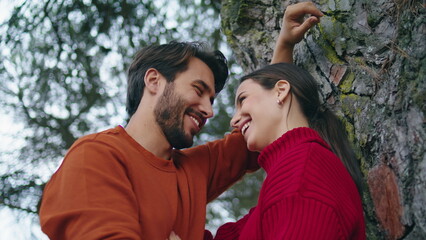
{"left": 242, "top": 121, "right": 251, "bottom": 135}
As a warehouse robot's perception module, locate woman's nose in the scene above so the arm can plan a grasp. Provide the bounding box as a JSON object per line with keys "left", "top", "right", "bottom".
{"left": 230, "top": 112, "right": 240, "bottom": 128}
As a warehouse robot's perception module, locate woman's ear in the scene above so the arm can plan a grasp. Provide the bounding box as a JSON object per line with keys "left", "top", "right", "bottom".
{"left": 275, "top": 80, "right": 291, "bottom": 103}
{"left": 144, "top": 68, "right": 163, "bottom": 95}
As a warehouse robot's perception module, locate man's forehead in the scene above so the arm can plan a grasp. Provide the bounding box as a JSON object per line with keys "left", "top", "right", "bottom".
{"left": 191, "top": 59, "right": 215, "bottom": 89}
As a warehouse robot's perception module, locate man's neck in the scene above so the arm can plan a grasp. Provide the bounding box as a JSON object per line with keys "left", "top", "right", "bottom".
{"left": 125, "top": 113, "right": 173, "bottom": 160}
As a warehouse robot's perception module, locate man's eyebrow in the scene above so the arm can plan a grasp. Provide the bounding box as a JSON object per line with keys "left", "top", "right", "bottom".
{"left": 193, "top": 79, "right": 213, "bottom": 94}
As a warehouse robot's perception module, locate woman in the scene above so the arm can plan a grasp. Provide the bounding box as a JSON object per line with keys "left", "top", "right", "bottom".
{"left": 211, "top": 63, "right": 365, "bottom": 239}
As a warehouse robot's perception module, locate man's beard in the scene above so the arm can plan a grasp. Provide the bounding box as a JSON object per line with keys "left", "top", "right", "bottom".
{"left": 154, "top": 82, "right": 194, "bottom": 149}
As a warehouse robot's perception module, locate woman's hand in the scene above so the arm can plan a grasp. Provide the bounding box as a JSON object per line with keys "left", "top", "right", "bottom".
{"left": 167, "top": 231, "right": 181, "bottom": 240}
{"left": 271, "top": 1, "right": 324, "bottom": 63}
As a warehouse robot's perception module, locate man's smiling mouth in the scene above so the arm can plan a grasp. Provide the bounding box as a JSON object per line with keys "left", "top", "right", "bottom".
{"left": 189, "top": 115, "right": 200, "bottom": 128}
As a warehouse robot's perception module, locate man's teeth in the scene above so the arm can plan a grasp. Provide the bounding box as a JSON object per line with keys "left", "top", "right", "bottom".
{"left": 190, "top": 116, "right": 200, "bottom": 127}
{"left": 242, "top": 121, "right": 251, "bottom": 135}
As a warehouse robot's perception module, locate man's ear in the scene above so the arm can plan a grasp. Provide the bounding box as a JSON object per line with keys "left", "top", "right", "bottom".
{"left": 275, "top": 80, "right": 291, "bottom": 103}
{"left": 144, "top": 68, "right": 163, "bottom": 95}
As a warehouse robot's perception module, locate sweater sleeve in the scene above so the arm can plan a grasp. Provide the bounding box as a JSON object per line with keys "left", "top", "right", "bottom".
{"left": 261, "top": 195, "right": 342, "bottom": 240}
{"left": 39, "top": 140, "right": 141, "bottom": 240}
{"left": 212, "top": 207, "right": 256, "bottom": 240}
{"left": 182, "top": 130, "right": 259, "bottom": 202}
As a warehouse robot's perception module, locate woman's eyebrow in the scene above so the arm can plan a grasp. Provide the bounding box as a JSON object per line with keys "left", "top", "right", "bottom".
{"left": 235, "top": 91, "right": 245, "bottom": 106}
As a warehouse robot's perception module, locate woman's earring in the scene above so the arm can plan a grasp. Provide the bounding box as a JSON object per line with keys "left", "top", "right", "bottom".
{"left": 277, "top": 99, "right": 282, "bottom": 105}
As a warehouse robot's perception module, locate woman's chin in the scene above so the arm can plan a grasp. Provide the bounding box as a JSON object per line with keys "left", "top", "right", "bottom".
{"left": 247, "top": 142, "right": 261, "bottom": 152}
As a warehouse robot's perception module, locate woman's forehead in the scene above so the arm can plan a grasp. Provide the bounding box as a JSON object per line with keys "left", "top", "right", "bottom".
{"left": 236, "top": 79, "right": 256, "bottom": 93}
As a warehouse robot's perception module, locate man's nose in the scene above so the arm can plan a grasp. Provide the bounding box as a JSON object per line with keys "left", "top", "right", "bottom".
{"left": 199, "top": 97, "right": 214, "bottom": 118}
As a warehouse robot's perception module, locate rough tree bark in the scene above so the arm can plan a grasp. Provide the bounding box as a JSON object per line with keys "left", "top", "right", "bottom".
{"left": 220, "top": 0, "right": 425, "bottom": 239}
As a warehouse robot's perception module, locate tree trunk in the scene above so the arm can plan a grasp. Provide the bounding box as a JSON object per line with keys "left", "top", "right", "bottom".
{"left": 220, "top": 0, "right": 425, "bottom": 239}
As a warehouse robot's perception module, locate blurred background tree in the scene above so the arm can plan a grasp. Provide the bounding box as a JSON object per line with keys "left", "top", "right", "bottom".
{"left": 0, "top": 0, "right": 262, "bottom": 238}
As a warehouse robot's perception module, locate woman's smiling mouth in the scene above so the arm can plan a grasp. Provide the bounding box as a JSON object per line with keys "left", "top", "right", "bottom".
{"left": 241, "top": 121, "right": 251, "bottom": 136}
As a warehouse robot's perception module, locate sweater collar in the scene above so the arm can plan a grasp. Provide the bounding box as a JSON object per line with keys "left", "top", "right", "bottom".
{"left": 117, "top": 125, "right": 177, "bottom": 172}
{"left": 258, "top": 127, "right": 330, "bottom": 173}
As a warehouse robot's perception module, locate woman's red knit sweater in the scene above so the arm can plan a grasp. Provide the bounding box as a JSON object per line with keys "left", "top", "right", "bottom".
{"left": 212, "top": 127, "right": 366, "bottom": 240}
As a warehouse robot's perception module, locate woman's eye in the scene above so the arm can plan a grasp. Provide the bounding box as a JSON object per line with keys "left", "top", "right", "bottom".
{"left": 238, "top": 96, "right": 246, "bottom": 104}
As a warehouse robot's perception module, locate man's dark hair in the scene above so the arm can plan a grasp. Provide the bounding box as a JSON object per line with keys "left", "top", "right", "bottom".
{"left": 126, "top": 41, "right": 229, "bottom": 117}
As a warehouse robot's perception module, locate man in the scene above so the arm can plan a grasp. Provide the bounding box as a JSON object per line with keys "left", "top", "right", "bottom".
{"left": 39, "top": 2, "right": 323, "bottom": 240}
{"left": 40, "top": 41, "right": 259, "bottom": 240}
